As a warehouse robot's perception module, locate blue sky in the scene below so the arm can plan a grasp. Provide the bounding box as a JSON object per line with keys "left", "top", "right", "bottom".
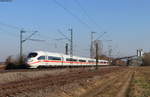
{"left": 0, "top": 0, "right": 150, "bottom": 61}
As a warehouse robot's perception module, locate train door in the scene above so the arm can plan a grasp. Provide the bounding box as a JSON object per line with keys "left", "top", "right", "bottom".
{"left": 61, "top": 56, "right": 64, "bottom": 67}
{"left": 45, "top": 56, "right": 49, "bottom": 66}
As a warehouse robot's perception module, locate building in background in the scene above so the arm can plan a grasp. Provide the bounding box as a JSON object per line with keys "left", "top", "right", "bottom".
{"left": 137, "top": 49, "right": 144, "bottom": 57}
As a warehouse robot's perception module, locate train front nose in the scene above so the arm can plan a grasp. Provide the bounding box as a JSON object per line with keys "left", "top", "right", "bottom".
{"left": 26, "top": 52, "right": 38, "bottom": 68}
{"left": 26, "top": 59, "right": 34, "bottom": 68}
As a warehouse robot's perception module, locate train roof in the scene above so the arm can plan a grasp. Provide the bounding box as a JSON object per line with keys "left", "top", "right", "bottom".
{"left": 31, "top": 51, "right": 88, "bottom": 58}
{"left": 32, "top": 51, "right": 64, "bottom": 56}
{"left": 30, "top": 51, "right": 108, "bottom": 61}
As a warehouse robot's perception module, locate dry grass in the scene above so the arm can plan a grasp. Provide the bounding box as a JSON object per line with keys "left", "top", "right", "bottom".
{"left": 128, "top": 67, "right": 150, "bottom": 97}
{"left": 2, "top": 67, "right": 147, "bottom": 97}
{"left": 0, "top": 69, "right": 69, "bottom": 84}
{"left": 13, "top": 71, "right": 122, "bottom": 97}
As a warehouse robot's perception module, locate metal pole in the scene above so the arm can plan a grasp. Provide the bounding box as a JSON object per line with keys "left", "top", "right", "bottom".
{"left": 68, "top": 28, "right": 73, "bottom": 66}
{"left": 108, "top": 45, "right": 112, "bottom": 65}
{"left": 65, "top": 43, "right": 69, "bottom": 55}
{"left": 19, "top": 30, "right": 40, "bottom": 64}
{"left": 69, "top": 28, "right": 73, "bottom": 57}
{"left": 20, "top": 30, "right": 25, "bottom": 64}
{"left": 95, "top": 43, "right": 98, "bottom": 70}
{"left": 90, "top": 32, "right": 96, "bottom": 58}
{"left": 90, "top": 32, "right": 93, "bottom": 58}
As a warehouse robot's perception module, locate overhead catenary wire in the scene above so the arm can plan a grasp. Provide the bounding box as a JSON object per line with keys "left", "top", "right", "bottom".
{"left": 22, "top": 31, "right": 38, "bottom": 42}
{"left": 28, "top": 39, "right": 45, "bottom": 42}
{"left": 0, "top": 21, "right": 29, "bottom": 38}
{"left": 0, "top": 27, "right": 18, "bottom": 38}
{"left": 96, "top": 32, "right": 107, "bottom": 40}
{"left": 0, "top": 21, "right": 21, "bottom": 30}
{"left": 0, "top": 21, "right": 39, "bottom": 34}
{"left": 57, "top": 29, "right": 71, "bottom": 41}
{"left": 73, "top": 0, "right": 102, "bottom": 30}
{"left": 52, "top": 0, "right": 93, "bottom": 31}
{"left": 0, "top": 21, "right": 21, "bottom": 38}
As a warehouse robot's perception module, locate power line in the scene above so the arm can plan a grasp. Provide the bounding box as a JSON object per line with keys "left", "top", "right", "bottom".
{"left": 0, "top": 21, "right": 38, "bottom": 33}
{"left": 0, "top": 21, "right": 21, "bottom": 30}
{"left": 52, "top": 0, "right": 92, "bottom": 31}
{"left": 0, "top": 27, "right": 18, "bottom": 38}
{"left": 29, "top": 37, "right": 44, "bottom": 42}
{"left": 20, "top": 30, "right": 44, "bottom": 64}
{"left": 57, "top": 29, "right": 70, "bottom": 41}
{"left": 73, "top": 0, "right": 102, "bottom": 30}
{"left": 22, "top": 31, "right": 38, "bottom": 42}
{"left": 96, "top": 32, "right": 107, "bottom": 40}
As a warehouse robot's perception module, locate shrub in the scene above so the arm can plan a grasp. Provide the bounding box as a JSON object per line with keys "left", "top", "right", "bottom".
{"left": 5, "top": 55, "right": 27, "bottom": 69}
{"left": 143, "top": 53, "right": 150, "bottom": 66}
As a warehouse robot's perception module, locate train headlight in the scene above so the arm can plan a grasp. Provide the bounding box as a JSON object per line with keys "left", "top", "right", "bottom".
{"left": 29, "top": 60, "right": 33, "bottom": 62}
{"left": 27, "top": 59, "right": 33, "bottom": 63}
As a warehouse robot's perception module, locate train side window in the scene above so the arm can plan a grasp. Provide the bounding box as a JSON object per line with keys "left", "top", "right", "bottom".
{"left": 66, "top": 58, "right": 69, "bottom": 61}
{"left": 48, "top": 56, "right": 61, "bottom": 60}
{"left": 66, "top": 58, "right": 77, "bottom": 62}
{"left": 38, "top": 56, "right": 46, "bottom": 60}
{"left": 79, "top": 59, "right": 86, "bottom": 62}
{"left": 73, "top": 59, "right": 77, "bottom": 62}
{"left": 88, "top": 60, "right": 94, "bottom": 63}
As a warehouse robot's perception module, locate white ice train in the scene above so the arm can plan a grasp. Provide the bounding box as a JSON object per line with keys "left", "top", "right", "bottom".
{"left": 26, "top": 51, "right": 109, "bottom": 68}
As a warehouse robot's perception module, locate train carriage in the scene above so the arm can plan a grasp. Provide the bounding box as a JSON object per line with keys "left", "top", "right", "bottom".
{"left": 26, "top": 51, "right": 109, "bottom": 68}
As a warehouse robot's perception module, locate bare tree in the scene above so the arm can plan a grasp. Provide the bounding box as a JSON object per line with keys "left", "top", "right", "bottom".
{"left": 143, "top": 53, "right": 150, "bottom": 66}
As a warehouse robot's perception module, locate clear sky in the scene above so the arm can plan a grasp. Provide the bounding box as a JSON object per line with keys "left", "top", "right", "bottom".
{"left": 0, "top": 0, "right": 150, "bottom": 61}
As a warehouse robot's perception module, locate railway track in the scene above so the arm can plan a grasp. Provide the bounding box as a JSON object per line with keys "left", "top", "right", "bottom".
{"left": 0, "top": 67, "right": 126, "bottom": 97}
{"left": 0, "top": 65, "right": 119, "bottom": 74}
{"left": 0, "top": 67, "right": 72, "bottom": 74}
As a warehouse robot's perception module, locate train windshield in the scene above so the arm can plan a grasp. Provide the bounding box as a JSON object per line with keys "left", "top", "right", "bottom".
{"left": 28, "top": 53, "right": 38, "bottom": 58}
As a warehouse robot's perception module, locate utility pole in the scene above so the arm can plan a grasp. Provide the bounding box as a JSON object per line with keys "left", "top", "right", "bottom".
{"left": 57, "top": 29, "right": 73, "bottom": 57}
{"left": 90, "top": 32, "right": 96, "bottom": 58}
{"left": 95, "top": 43, "right": 99, "bottom": 70}
{"left": 19, "top": 30, "right": 42, "bottom": 64}
{"left": 108, "top": 45, "right": 112, "bottom": 65}
{"left": 20, "top": 30, "right": 26, "bottom": 64}
{"left": 69, "top": 28, "right": 73, "bottom": 57}
{"left": 65, "top": 43, "right": 69, "bottom": 55}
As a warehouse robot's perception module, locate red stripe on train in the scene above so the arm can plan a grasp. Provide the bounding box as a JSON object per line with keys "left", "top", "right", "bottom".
{"left": 29, "top": 60, "right": 108, "bottom": 65}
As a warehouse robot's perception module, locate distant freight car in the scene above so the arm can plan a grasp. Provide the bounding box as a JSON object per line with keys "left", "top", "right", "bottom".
{"left": 26, "top": 51, "right": 109, "bottom": 68}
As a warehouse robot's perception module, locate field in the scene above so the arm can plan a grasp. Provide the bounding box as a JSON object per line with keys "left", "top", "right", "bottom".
{"left": 129, "top": 67, "right": 150, "bottom": 97}
{"left": 0, "top": 66, "right": 150, "bottom": 97}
